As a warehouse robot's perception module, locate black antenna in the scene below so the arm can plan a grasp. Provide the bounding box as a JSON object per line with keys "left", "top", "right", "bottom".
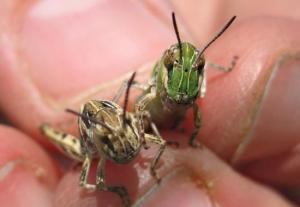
{"left": 122, "top": 72, "right": 136, "bottom": 127}
{"left": 172, "top": 12, "right": 183, "bottom": 63}
{"left": 65, "top": 108, "right": 113, "bottom": 132}
{"left": 198, "top": 16, "right": 236, "bottom": 57}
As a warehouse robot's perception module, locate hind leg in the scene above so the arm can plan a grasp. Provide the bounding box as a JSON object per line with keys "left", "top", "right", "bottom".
{"left": 207, "top": 55, "right": 238, "bottom": 72}
{"left": 201, "top": 56, "right": 238, "bottom": 98}
{"left": 40, "top": 124, "right": 83, "bottom": 161}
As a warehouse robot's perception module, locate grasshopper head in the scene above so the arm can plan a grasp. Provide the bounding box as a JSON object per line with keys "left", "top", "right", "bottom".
{"left": 163, "top": 42, "right": 205, "bottom": 105}
{"left": 161, "top": 12, "right": 236, "bottom": 106}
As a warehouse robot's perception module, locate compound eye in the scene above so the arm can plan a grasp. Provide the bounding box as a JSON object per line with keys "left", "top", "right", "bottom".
{"left": 163, "top": 49, "right": 176, "bottom": 71}
{"left": 83, "top": 111, "right": 93, "bottom": 128}
{"left": 198, "top": 60, "right": 205, "bottom": 71}
{"left": 193, "top": 56, "right": 205, "bottom": 73}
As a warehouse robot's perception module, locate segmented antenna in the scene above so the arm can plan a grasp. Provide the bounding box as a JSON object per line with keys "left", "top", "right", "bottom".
{"left": 65, "top": 108, "right": 113, "bottom": 132}
{"left": 122, "top": 72, "right": 136, "bottom": 127}
{"left": 198, "top": 16, "right": 236, "bottom": 57}
{"left": 172, "top": 12, "right": 183, "bottom": 63}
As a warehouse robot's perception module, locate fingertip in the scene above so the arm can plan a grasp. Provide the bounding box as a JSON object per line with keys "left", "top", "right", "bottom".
{"left": 0, "top": 125, "right": 60, "bottom": 188}
{"left": 0, "top": 163, "right": 53, "bottom": 207}
{"left": 0, "top": 125, "right": 61, "bottom": 206}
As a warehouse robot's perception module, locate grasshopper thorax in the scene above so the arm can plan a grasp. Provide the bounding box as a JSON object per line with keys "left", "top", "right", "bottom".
{"left": 162, "top": 42, "right": 205, "bottom": 105}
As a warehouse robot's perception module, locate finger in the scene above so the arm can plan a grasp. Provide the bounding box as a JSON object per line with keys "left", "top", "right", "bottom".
{"left": 0, "top": 125, "right": 60, "bottom": 206}
{"left": 1, "top": 1, "right": 299, "bottom": 188}
{"left": 55, "top": 146, "right": 295, "bottom": 207}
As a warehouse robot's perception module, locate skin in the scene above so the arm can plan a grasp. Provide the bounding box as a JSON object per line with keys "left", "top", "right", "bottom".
{"left": 0, "top": 0, "right": 300, "bottom": 206}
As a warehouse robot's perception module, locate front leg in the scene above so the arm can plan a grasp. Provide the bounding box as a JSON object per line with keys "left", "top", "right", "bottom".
{"left": 135, "top": 91, "right": 156, "bottom": 149}
{"left": 144, "top": 133, "right": 166, "bottom": 184}
{"left": 79, "top": 154, "right": 96, "bottom": 191}
{"left": 143, "top": 110, "right": 179, "bottom": 147}
{"left": 96, "top": 157, "right": 132, "bottom": 207}
{"left": 188, "top": 103, "right": 202, "bottom": 148}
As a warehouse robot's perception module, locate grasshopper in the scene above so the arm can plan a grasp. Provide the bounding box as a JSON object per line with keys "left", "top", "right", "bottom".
{"left": 114, "top": 13, "right": 238, "bottom": 147}
{"left": 40, "top": 72, "right": 167, "bottom": 207}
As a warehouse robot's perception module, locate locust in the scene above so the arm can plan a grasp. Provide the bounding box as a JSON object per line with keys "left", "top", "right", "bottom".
{"left": 114, "top": 12, "right": 238, "bottom": 147}
{"left": 40, "top": 72, "right": 167, "bottom": 207}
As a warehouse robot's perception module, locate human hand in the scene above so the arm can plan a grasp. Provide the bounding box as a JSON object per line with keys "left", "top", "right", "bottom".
{"left": 0, "top": 1, "right": 299, "bottom": 206}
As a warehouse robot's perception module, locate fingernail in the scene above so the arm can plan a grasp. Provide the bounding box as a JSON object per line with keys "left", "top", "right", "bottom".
{"left": 136, "top": 168, "right": 216, "bottom": 207}
{"left": 30, "top": 0, "right": 99, "bottom": 18}
{"left": 0, "top": 160, "right": 53, "bottom": 206}
{"left": 232, "top": 57, "right": 300, "bottom": 163}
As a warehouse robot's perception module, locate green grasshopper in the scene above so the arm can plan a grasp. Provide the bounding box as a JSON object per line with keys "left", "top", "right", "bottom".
{"left": 114, "top": 13, "right": 238, "bottom": 147}
{"left": 40, "top": 72, "right": 168, "bottom": 207}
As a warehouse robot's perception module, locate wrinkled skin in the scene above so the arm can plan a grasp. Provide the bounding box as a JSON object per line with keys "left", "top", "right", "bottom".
{"left": 0, "top": 0, "right": 300, "bottom": 207}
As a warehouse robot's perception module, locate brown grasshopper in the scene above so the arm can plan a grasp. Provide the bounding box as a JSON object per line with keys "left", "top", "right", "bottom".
{"left": 40, "top": 72, "right": 167, "bottom": 207}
